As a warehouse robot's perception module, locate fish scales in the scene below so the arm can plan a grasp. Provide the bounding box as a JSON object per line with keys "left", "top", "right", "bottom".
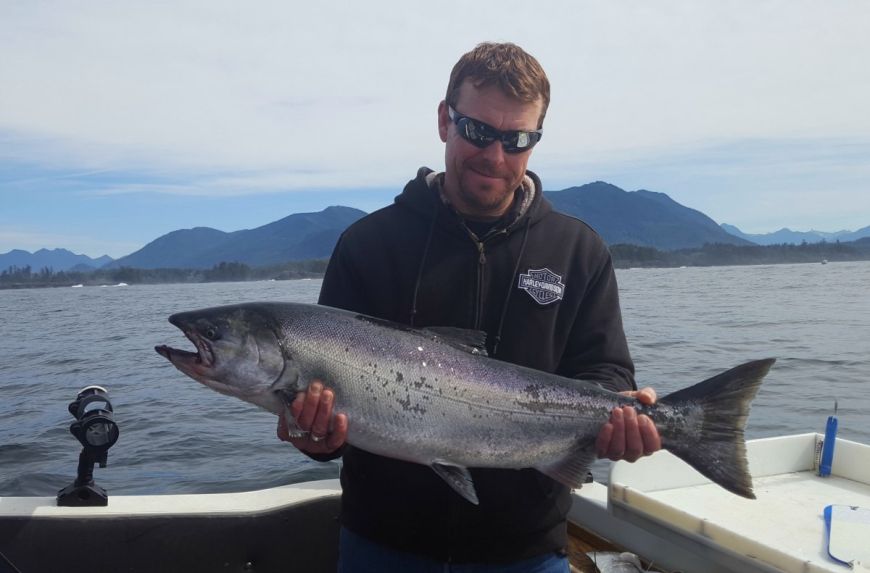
{"left": 285, "top": 308, "right": 578, "bottom": 467}
{"left": 288, "top": 307, "right": 600, "bottom": 466}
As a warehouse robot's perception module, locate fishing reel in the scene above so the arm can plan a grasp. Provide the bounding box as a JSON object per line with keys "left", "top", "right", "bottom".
{"left": 57, "top": 385, "right": 120, "bottom": 507}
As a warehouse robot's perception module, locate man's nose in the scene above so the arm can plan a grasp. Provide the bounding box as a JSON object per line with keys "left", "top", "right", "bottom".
{"left": 478, "top": 139, "right": 506, "bottom": 163}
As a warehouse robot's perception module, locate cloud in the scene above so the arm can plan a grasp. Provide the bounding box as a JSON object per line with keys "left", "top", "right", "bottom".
{"left": 1, "top": 0, "right": 868, "bottom": 248}
{"left": 3, "top": 1, "right": 869, "bottom": 178}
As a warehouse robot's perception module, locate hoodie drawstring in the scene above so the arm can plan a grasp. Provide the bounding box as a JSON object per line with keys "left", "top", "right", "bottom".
{"left": 491, "top": 216, "right": 532, "bottom": 356}
{"left": 409, "top": 208, "right": 439, "bottom": 326}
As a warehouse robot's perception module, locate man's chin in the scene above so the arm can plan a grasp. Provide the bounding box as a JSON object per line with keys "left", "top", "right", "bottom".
{"left": 457, "top": 183, "right": 514, "bottom": 216}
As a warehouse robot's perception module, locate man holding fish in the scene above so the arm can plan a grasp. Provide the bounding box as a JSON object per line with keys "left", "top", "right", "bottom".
{"left": 281, "top": 42, "right": 661, "bottom": 572}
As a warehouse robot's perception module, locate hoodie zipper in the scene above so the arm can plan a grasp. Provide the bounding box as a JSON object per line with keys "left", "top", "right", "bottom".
{"left": 474, "top": 240, "right": 486, "bottom": 328}
{"left": 471, "top": 229, "right": 509, "bottom": 329}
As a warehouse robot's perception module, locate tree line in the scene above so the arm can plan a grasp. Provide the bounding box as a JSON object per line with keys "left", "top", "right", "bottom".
{"left": 609, "top": 240, "right": 870, "bottom": 268}
{"left": 0, "top": 259, "right": 328, "bottom": 289}
{"left": 3, "top": 240, "right": 869, "bottom": 289}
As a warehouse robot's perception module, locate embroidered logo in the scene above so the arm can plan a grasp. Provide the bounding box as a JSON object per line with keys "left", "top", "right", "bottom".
{"left": 518, "top": 268, "right": 565, "bottom": 305}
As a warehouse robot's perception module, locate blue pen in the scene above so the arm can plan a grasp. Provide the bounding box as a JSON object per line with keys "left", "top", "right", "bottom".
{"left": 819, "top": 400, "right": 838, "bottom": 477}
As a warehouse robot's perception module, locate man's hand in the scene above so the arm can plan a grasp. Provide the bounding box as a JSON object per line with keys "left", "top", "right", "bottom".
{"left": 277, "top": 380, "right": 348, "bottom": 455}
{"left": 595, "top": 387, "right": 661, "bottom": 462}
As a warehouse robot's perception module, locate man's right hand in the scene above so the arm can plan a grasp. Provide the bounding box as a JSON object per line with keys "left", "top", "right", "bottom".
{"left": 277, "top": 380, "right": 348, "bottom": 455}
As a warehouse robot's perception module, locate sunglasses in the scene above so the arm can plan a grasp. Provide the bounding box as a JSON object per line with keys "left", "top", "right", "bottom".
{"left": 448, "top": 106, "right": 543, "bottom": 154}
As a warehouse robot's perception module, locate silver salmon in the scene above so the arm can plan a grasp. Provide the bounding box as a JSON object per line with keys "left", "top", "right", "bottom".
{"left": 155, "top": 302, "right": 774, "bottom": 504}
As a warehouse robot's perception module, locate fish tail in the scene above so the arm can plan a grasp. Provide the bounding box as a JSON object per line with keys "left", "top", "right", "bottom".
{"left": 657, "top": 358, "right": 776, "bottom": 499}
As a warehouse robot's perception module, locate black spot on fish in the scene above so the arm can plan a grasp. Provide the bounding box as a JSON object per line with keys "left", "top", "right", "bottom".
{"left": 394, "top": 391, "right": 426, "bottom": 416}
{"left": 396, "top": 372, "right": 404, "bottom": 383}
{"left": 524, "top": 384, "right": 544, "bottom": 401}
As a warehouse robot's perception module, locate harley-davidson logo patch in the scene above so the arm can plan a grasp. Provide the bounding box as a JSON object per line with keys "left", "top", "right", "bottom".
{"left": 517, "top": 268, "right": 565, "bottom": 305}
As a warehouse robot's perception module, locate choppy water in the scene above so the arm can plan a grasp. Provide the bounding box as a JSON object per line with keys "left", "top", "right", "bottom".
{"left": 1, "top": 262, "right": 868, "bottom": 497}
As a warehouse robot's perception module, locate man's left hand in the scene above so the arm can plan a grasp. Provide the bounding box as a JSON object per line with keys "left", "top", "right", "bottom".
{"left": 595, "top": 387, "right": 662, "bottom": 462}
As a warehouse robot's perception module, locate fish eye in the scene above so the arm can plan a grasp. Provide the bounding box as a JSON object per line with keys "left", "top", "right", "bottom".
{"left": 204, "top": 326, "right": 220, "bottom": 340}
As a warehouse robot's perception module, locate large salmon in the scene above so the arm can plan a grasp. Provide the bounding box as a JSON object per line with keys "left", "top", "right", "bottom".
{"left": 156, "top": 302, "right": 774, "bottom": 504}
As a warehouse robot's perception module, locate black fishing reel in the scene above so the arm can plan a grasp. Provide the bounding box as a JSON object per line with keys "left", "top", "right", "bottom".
{"left": 57, "top": 385, "right": 120, "bottom": 507}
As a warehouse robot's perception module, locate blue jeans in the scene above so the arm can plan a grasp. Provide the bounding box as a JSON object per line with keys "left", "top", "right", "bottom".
{"left": 337, "top": 527, "right": 570, "bottom": 573}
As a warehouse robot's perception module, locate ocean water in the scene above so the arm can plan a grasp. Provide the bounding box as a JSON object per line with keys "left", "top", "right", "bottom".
{"left": 1, "top": 262, "right": 868, "bottom": 497}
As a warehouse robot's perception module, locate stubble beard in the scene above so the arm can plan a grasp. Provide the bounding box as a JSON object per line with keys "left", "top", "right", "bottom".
{"left": 457, "top": 179, "right": 512, "bottom": 216}
{"left": 455, "top": 159, "right": 518, "bottom": 217}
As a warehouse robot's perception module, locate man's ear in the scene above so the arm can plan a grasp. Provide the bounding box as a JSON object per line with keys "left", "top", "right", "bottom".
{"left": 437, "top": 100, "right": 449, "bottom": 143}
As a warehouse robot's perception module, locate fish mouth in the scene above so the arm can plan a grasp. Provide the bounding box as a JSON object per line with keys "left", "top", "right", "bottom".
{"left": 155, "top": 330, "right": 215, "bottom": 369}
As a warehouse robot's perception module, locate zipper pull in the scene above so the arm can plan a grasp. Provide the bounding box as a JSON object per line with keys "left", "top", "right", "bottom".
{"left": 477, "top": 242, "right": 486, "bottom": 265}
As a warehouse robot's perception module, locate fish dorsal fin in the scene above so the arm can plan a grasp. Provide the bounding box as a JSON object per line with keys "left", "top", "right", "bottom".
{"left": 431, "top": 461, "right": 479, "bottom": 505}
{"left": 535, "top": 441, "right": 597, "bottom": 490}
{"left": 422, "top": 327, "right": 488, "bottom": 357}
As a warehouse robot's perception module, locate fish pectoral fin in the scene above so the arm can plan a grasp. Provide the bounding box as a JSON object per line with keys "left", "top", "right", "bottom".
{"left": 536, "top": 442, "right": 597, "bottom": 490}
{"left": 431, "top": 461, "right": 479, "bottom": 505}
{"left": 269, "top": 363, "right": 301, "bottom": 394}
{"left": 280, "top": 404, "right": 309, "bottom": 439}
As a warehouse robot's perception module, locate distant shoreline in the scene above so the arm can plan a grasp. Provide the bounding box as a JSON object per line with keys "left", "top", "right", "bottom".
{"left": 608, "top": 241, "right": 870, "bottom": 269}
{"left": 0, "top": 273, "right": 324, "bottom": 290}
{"left": 0, "top": 259, "right": 327, "bottom": 290}
{"left": 3, "top": 242, "right": 869, "bottom": 290}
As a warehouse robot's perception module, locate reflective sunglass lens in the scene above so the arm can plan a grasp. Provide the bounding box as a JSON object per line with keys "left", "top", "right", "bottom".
{"left": 459, "top": 118, "right": 494, "bottom": 148}
{"left": 516, "top": 132, "right": 530, "bottom": 148}
{"left": 451, "top": 107, "right": 540, "bottom": 153}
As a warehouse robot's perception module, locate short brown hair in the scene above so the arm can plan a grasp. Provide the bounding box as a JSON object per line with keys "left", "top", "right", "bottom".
{"left": 445, "top": 42, "right": 551, "bottom": 127}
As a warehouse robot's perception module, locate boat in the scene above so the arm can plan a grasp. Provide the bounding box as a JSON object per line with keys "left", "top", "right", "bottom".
{"left": 2, "top": 433, "right": 868, "bottom": 572}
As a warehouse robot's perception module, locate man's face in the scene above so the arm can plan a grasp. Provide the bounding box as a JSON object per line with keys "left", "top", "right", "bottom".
{"left": 438, "top": 81, "right": 543, "bottom": 219}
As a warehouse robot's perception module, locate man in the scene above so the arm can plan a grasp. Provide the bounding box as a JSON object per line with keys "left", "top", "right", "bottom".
{"left": 278, "top": 42, "right": 660, "bottom": 572}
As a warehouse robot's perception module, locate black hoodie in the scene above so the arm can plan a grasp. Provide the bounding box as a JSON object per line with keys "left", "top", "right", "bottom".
{"left": 317, "top": 167, "right": 635, "bottom": 564}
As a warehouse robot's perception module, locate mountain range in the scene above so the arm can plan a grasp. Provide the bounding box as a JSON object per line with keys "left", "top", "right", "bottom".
{"left": 4, "top": 182, "right": 867, "bottom": 272}
{"left": 105, "top": 206, "right": 366, "bottom": 269}
{"left": 720, "top": 224, "right": 870, "bottom": 246}
{"left": 545, "top": 182, "right": 751, "bottom": 249}
{"left": 0, "top": 248, "right": 113, "bottom": 272}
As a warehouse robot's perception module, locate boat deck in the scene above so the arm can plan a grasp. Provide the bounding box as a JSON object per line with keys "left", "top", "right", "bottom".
{"left": 603, "top": 434, "right": 870, "bottom": 573}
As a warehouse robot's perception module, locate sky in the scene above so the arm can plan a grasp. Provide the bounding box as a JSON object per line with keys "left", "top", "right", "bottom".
{"left": 2, "top": 1, "right": 869, "bottom": 258}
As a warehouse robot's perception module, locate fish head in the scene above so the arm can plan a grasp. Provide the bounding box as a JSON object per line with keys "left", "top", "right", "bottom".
{"left": 155, "top": 304, "right": 298, "bottom": 411}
